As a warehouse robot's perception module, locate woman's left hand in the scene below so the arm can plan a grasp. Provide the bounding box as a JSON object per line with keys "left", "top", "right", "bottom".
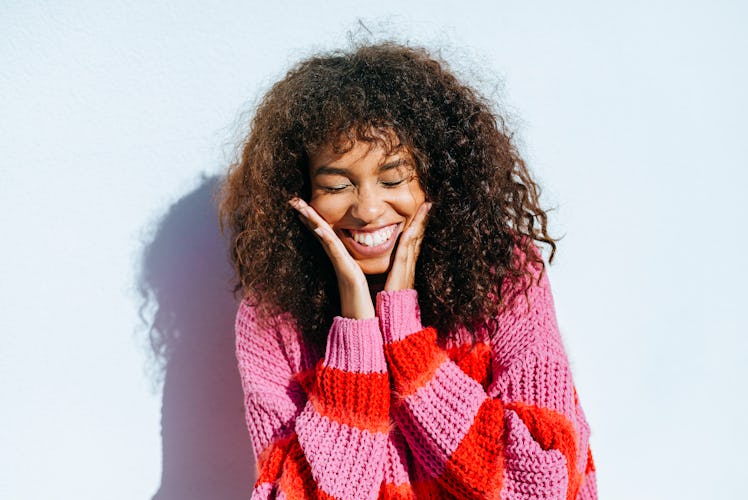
{"left": 384, "top": 201, "right": 433, "bottom": 291}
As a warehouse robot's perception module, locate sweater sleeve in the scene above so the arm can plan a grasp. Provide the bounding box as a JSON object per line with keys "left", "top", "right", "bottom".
{"left": 377, "top": 261, "right": 596, "bottom": 499}
{"left": 235, "top": 302, "right": 391, "bottom": 500}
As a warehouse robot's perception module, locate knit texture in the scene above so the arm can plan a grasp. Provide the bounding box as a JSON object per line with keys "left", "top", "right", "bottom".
{"left": 235, "top": 245, "right": 597, "bottom": 499}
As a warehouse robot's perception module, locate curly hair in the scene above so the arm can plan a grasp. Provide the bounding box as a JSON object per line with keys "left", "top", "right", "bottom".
{"left": 217, "top": 41, "right": 559, "bottom": 348}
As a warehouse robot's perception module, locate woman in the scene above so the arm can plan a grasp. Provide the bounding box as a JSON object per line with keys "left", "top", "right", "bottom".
{"left": 218, "top": 41, "right": 597, "bottom": 499}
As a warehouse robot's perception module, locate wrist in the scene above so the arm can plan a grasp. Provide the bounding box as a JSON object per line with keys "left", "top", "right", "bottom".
{"left": 339, "top": 280, "right": 376, "bottom": 319}
{"left": 340, "top": 302, "right": 376, "bottom": 319}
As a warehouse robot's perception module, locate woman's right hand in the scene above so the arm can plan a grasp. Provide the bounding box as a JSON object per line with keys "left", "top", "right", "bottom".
{"left": 289, "top": 197, "right": 375, "bottom": 319}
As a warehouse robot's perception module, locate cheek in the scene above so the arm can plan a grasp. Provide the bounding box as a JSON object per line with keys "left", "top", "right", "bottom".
{"left": 309, "top": 197, "right": 345, "bottom": 225}
{"left": 401, "top": 186, "right": 427, "bottom": 219}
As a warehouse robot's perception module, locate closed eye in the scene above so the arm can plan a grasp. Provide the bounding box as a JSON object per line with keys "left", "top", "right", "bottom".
{"left": 380, "top": 178, "right": 408, "bottom": 187}
{"left": 320, "top": 184, "right": 350, "bottom": 192}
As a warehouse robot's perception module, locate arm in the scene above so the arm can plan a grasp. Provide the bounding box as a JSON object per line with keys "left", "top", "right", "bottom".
{"left": 235, "top": 301, "right": 391, "bottom": 500}
{"left": 378, "top": 260, "right": 595, "bottom": 499}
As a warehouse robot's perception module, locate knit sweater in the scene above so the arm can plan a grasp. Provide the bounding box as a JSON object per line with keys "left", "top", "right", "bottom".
{"left": 235, "top": 247, "right": 597, "bottom": 499}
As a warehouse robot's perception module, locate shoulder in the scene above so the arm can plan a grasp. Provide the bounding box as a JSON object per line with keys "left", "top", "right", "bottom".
{"left": 490, "top": 240, "right": 567, "bottom": 367}
{"left": 235, "top": 297, "right": 318, "bottom": 376}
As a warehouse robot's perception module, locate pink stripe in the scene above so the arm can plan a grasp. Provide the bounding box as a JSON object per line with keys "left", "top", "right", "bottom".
{"left": 383, "top": 430, "right": 410, "bottom": 486}
{"left": 396, "top": 360, "right": 486, "bottom": 477}
{"left": 295, "top": 402, "right": 389, "bottom": 500}
{"left": 324, "top": 316, "right": 387, "bottom": 373}
{"left": 376, "top": 289, "right": 423, "bottom": 343}
{"left": 236, "top": 302, "right": 307, "bottom": 456}
{"left": 251, "top": 481, "right": 275, "bottom": 499}
{"left": 578, "top": 471, "right": 598, "bottom": 499}
{"left": 494, "top": 349, "right": 576, "bottom": 416}
{"left": 501, "top": 409, "right": 569, "bottom": 499}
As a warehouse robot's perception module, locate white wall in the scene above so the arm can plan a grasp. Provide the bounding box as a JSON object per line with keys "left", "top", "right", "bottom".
{"left": 2, "top": 1, "right": 746, "bottom": 499}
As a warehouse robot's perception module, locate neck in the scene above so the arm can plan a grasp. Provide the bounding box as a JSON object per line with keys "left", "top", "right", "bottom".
{"left": 366, "top": 273, "right": 387, "bottom": 300}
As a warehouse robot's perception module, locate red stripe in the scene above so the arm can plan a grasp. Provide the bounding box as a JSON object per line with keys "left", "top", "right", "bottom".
{"left": 586, "top": 446, "right": 596, "bottom": 474}
{"left": 412, "top": 478, "right": 452, "bottom": 499}
{"left": 447, "top": 341, "right": 493, "bottom": 389}
{"left": 440, "top": 399, "right": 505, "bottom": 499}
{"left": 308, "top": 360, "right": 390, "bottom": 432}
{"left": 276, "top": 434, "right": 342, "bottom": 500}
{"left": 255, "top": 434, "right": 295, "bottom": 487}
{"left": 385, "top": 327, "right": 448, "bottom": 397}
{"left": 378, "top": 481, "right": 416, "bottom": 500}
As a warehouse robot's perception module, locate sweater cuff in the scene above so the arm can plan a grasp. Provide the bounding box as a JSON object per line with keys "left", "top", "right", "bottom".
{"left": 375, "top": 289, "right": 424, "bottom": 343}
{"left": 324, "top": 316, "right": 387, "bottom": 373}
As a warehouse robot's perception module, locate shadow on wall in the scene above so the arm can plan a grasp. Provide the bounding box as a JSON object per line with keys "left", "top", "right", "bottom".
{"left": 136, "top": 173, "right": 255, "bottom": 500}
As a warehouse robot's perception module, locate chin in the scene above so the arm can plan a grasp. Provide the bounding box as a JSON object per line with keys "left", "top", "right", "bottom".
{"left": 357, "top": 256, "right": 393, "bottom": 276}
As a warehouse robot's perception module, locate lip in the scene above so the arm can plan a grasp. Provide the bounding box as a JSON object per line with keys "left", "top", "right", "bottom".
{"left": 341, "top": 222, "right": 400, "bottom": 233}
{"left": 338, "top": 222, "right": 402, "bottom": 258}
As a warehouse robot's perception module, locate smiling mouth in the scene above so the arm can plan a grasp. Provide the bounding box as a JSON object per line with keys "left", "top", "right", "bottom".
{"left": 344, "top": 224, "right": 398, "bottom": 247}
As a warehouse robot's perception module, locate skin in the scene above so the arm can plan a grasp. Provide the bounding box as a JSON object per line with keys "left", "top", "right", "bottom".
{"left": 289, "top": 135, "right": 432, "bottom": 319}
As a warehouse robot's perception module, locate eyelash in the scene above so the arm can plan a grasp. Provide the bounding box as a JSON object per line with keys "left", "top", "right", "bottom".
{"left": 381, "top": 179, "right": 407, "bottom": 187}
{"left": 321, "top": 179, "right": 407, "bottom": 192}
{"left": 322, "top": 185, "right": 348, "bottom": 193}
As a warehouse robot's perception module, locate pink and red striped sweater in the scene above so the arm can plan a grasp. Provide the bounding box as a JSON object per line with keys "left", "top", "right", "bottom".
{"left": 235, "top": 248, "right": 597, "bottom": 499}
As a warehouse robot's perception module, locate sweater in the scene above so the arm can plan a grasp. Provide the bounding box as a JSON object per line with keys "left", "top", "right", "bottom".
{"left": 234, "top": 246, "right": 597, "bottom": 499}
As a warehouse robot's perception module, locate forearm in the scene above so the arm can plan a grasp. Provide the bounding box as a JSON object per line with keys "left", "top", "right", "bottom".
{"left": 377, "top": 289, "right": 592, "bottom": 500}
{"left": 237, "top": 302, "right": 391, "bottom": 500}
{"left": 293, "top": 316, "right": 391, "bottom": 500}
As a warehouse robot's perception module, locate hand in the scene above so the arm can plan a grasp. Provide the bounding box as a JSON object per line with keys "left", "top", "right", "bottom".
{"left": 289, "top": 197, "right": 375, "bottom": 319}
{"left": 385, "top": 201, "right": 433, "bottom": 291}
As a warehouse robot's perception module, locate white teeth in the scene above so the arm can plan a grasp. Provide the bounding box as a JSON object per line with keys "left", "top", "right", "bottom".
{"left": 350, "top": 225, "right": 395, "bottom": 247}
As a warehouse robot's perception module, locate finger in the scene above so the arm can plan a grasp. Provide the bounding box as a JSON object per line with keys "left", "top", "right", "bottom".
{"left": 290, "top": 198, "right": 358, "bottom": 270}
{"left": 312, "top": 225, "right": 347, "bottom": 259}
{"left": 290, "top": 198, "right": 331, "bottom": 230}
{"left": 386, "top": 202, "right": 432, "bottom": 291}
{"left": 314, "top": 226, "right": 368, "bottom": 288}
{"left": 391, "top": 202, "right": 432, "bottom": 269}
{"left": 290, "top": 198, "right": 331, "bottom": 243}
{"left": 290, "top": 199, "right": 342, "bottom": 249}
{"left": 401, "top": 201, "right": 433, "bottom": 246}
{"left": 411, "top": 201, "right": 433, "bottom": 234}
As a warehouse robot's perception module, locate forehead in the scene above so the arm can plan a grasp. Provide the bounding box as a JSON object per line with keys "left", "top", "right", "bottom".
{"left": 308, "top": 131, "right": 412, "bottom": 171}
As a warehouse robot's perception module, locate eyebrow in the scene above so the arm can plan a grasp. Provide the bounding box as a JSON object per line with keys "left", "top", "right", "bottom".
{"left": 313, "top": 158, "right": 407, "bottom": 177}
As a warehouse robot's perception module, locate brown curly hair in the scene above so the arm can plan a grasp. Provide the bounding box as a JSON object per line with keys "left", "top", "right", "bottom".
{"left": 217, "top": 41, "right": 559, "bottom": 348}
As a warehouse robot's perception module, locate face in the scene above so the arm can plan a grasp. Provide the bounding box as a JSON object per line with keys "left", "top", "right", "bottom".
{"left": 308, "top": 135, "right": 427, "bottom": 275}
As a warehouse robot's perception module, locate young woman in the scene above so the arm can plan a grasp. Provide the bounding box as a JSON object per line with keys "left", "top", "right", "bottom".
{"left": 218, "top": 41, "right": 597, "bottom": 499}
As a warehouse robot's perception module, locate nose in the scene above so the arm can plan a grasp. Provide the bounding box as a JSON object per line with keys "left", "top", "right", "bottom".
{"left": 350, "top": 184, "right": 386, "bottom": 224}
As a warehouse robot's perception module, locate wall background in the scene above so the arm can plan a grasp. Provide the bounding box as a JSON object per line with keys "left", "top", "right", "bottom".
{"left": 2, "top": 1, "right": 746, "bottom": 499}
